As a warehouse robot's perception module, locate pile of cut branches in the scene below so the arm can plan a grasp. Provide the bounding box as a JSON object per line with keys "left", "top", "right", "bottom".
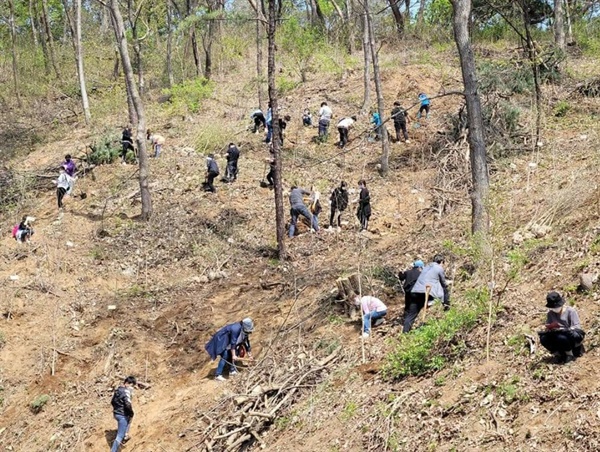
{"left": 190, "top": 347, "right": 341, "bottom": 451}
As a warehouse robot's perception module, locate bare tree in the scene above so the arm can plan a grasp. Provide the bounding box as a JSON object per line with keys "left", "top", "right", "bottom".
{"left": 360, "top": 11, "right": 371, "bottom": 114}
{"left": 40, "top": 0, "right": 61, "bottom": 78}
{"left": 166, "top": 0, "right": 174, "bottom": 86}
{"left": 388, "top": 0, "right": 405, "bottom": 37}
{"left": 554, "top": 0, "right": 566, "bottom": 51}
{"left": 363, "top": 0, "right": 391, "bottom": 175}
{"left": 7, "top": 0, "right": 21, "bottom": 107}
{"left": 451, "top": 0, "right": 489, "bottom": 234}
{"left": 267, "top": 0, "right": 286, "bottom": 260}
{"left": 107, "top": 0, "right": 153, "bottom": 220}
{"left": 62, "top": 0, "right": 92, "bottom": 124}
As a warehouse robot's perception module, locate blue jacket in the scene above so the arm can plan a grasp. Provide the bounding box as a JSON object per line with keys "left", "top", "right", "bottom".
{"left": 411, "top": 262, "right": 447, "bottom": 300}
{"left": 419, "top": 94, "right": 430, "bottom": 106}
{"left": 371, "top": 112, "right": 381, "bottom": 127}
{"left": 205, "top": 322, "right": 250, "bottom": 360}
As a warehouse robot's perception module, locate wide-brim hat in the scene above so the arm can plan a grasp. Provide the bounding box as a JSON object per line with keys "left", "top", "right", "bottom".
{"left": 546, "top": 291, "right": 565, "bottom": 308}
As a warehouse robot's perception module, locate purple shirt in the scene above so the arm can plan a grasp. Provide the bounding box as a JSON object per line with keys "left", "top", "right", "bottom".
{"left": 63, "top": 160, "right": 76, "bottom": 177}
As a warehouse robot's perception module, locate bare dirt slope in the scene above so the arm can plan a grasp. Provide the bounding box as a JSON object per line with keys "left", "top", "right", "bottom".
{"left": 1, "top": 47, "right": 600, "bottom": 452}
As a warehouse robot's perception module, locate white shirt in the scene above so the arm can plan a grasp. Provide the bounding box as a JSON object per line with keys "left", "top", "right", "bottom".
{"left": 338, "top": 117, "right": 354, "bottom": 129}
{"left": 57, "top": 173, "right": 74, "bottom": 191}
{"left": 358, "top": 296, "right": 387, "bottom": 315}
{"left": 319, "top": 106, "right": 332, "bottom": 121}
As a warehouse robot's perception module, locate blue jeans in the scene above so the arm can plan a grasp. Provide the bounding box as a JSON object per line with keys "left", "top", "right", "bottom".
{"left": 312, "top": 214, "right": 319, "bottom": 231}
{"left": 265, "top": 123, "right": 273, "bottom": 143}
{"left": 154, "top": 144, "right": 162, "bottom": 158}
{"left": 363, "top": 310, "right": 387, "bottom": 333}
{"left": 318, "top": 119, "right": 330, "bottom": 137}
{"left": 289, "top": 204, "right": 316, "bottom": 238}
{"left": 216, "top": 349, "right": 236, "bottom": 376}
{"left": 111, "top": 414, "right": 131, "bottom": 452}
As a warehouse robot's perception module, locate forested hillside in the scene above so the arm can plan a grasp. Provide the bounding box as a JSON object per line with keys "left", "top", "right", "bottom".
{"left": 1, "top": 0, "right": 600, "bottom": 451}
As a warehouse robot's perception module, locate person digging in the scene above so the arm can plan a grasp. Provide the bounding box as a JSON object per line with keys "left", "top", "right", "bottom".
{"left": 204, "top": 318, "right": 255, "bottom": 381}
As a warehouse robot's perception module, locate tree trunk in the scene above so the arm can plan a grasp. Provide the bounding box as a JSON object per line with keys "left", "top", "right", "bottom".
{"left": 166, "top": 0, "right": 174, "bottom": 87}
{"left": 388, "top": 0, "right": 405, "bottom": 38}
{"left": 554, "top": 0, "right": 566, "bottom": 51}
{"left": 34, "top": 0, "right": 51, "bottom": 75}
{"left": 520, "top": 2, "right": 542, "bottom": 150}
{"left": 451, "top": 0, "right": 489, "bottom": 235}
{"left": 417, "top": 0, "right": 426, "bottom": 27}
{"left": 256, "top": 17, "right": 264, "bottom": 109}
{"left": 41, "top": 0, "right": 61, "bottom": 78}
{"left": 564, "top": 0, "right": 575, "bottom": 45}
{"left": 127, "top": 0, "right": 145, "bottom": 97}
{"left": 29, "top": 0, "right": 39, "bottom": 46}
{"left": 108, "top": 0, "right": 153, "bottom": 220}
{"left": 62, "top": 0, "right": 92, "bottom": 124}
{"left": 346, "top": 0, "right": 355, "bottom": 54}
{"left": 187, "top": 0, "right": 202, "bottom": 77}
{"left": 8, "top": 0, "right": 22, "bottom": 107}
{"left": 364, "top": 0, "right": 391, "bottom": 176}
{"left": 267, "top": 0, "right": 287, "bottom": 260}
{"left": 360, "top": 11, "right": 371, "bottom": 114}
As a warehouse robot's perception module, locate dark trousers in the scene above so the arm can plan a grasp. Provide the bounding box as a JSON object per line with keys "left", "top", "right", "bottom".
{"left": 419, "top": 104, "right": 430, "bottom": 117}
{"left": 253, "top": 115, "right": 266, "bottom": 133}
{"left": 330, "top": 206, "right": 343, "bottom": 227}
{"left": 318, "top": 119, "right": 330, "bottom": 137}
{"left": 57, "top": 187, "right": 67, "bottom": 208}
{"left": 338, "top": 127, "right": 349, "bottom": 148}
{"left": 226, "top": 161, "right": 238, "bottom": 181}
{"left": 206, "top": 171, "right": 218, "bottom": 192}
{"left": 403, "top": 292, "right": 433, "bottom": 333}
{"left": 539, "top": 329, "right": 584, "bottom": 355}
{"left": 394, "top": 121, "right": 408, "bottom": 141}
{"left": 266, "top": 168, "right": 275, "bottom": 186}
{"left": 357, "top": 209, "right": 370, "bottom": 231}
{"left": 121, "top": 141, "right": 134, "bottom": 160}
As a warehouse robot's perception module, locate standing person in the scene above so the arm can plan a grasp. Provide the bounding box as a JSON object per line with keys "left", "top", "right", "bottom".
{"left": 278, "top": 115, "right": 291, "bottom": 145}
{"left": 370, "top": 110, "right": 382, "bottom": 140}
{"left": 265, "top": 152, "right": 276, "bottom": 188}
{"left": 418, "top": 93, "right": 430, "bottom": 119}
{"left": 539, "top": 292, "right": 585, "bottom": 364}
{"left": 355, "top": 180, "right": 371, "bottom": 232}
{"left": 225, "top": 143, "right": 240, "bottom": 182}
{"left": 309, "top": 190, "right": 322, "bottom": 232}
{"left": 302, "top": 109, "right": 312, "bottom": 127}
{"left": 391, "top": 101, "right": 410, "bottom": 143}
{"left": 62, "top": 154, "right": 77, "bottom": 177}
{"left": 147, "top": 130, "right": 165, "bottom": 158}
{"left": 110, "top": 376, "right": 137, "bottom": 452}
{"left": 205, "top": 318, "right": 255, "bottom": 381}
{"left": 403, "top": 254, "right": 450, "bottom": 333}
{"left": 251, "top": 108, "right": 266, "bottom": 134}
{"left": 329, "top": 181, "right": 348, "bottom": 229}
{"left": 318, "top": 102, "right": 333, "bottom": 139}
{"left": 205, "top": 154, "right": 220, "bottom": 193}
{"left": 337, "top": 116, "right": 356, "bottom": 148}
{"left": 55, "top": 167, "right": 73, "bottom": 210}
{"left": 121, "top": 126, "right": 135, "bottom": 164}
{"left": 397, "top": 260, "right": 424, "bottom": 322}
{"left": 265, "top": 103, "right": 273, "bottom": 144}
{"left": 355, "top": 295, "right": 387, "bottom": 338}
{"left": 288, "top": 186, "right": 316, "bottom": 238}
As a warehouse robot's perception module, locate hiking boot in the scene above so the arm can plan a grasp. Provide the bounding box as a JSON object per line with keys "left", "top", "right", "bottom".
{"left": 574, "top": 344, "right": 585, "bottom": 357}
{"left": 215, "top": 375, "right": 226, "bottom": 382}
{"left": 361, "top": 332, "right": 370, "bottom": 339}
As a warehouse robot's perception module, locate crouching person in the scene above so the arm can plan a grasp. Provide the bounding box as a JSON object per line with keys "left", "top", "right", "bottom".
{"left": 538, "top": 291, "right": 585, "bottom": 364}
{"left": 205, "top": 318, "right": 255, "bottom": 381}
{"left": 355, "top": 295, "right": 387, "bottom": 339}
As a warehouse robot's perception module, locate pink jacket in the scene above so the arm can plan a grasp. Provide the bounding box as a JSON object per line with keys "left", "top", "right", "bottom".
{"left": 359, "top": 296, "right": 387, "bottom": 315}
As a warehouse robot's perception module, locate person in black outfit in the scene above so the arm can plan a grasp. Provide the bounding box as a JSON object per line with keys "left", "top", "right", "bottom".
{"left": 278, "top": 115, "right": 291, "bottom": 146}
{"left": 110, "top": 376, "right": 137, "bottom": 452}
{"left": 356, "top": 179, "right": 371, "bottom": 232}
{"left": 225, "top": 143, "right": 240, "bottom": 182}
{"left": 121, "top": 126, "right": 135, "bottom": 163}
{"left": 329, "top": 181, "right": 349, "bottom": 228}
{"left": 251, "top": 109, "right": 266, "bottom": 134}
{"left": 397, "top": 260, "right": 424, "bottom": 321}
{"left": 391, "top": 101, "right": 410, "bottom": 143}
{"left": 205, "top": 154, "right": 220, "bottom": 193}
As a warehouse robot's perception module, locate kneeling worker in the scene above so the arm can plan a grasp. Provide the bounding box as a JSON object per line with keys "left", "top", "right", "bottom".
{"left": 539, "top": 291, "right": 585, "bottom": 364}
{"left": 355, "top": 294, "right": 387, "bottom": 339}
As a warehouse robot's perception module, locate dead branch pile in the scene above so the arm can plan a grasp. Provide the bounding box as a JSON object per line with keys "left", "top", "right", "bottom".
{"left": 192, "top": 348, "right": 341, "bottom": 452}
{"left": 576, "top": 77, "right": 600, "bottom": 97}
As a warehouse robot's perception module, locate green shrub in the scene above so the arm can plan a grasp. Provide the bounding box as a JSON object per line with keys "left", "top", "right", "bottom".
{"left": 276, "top": 76, "right": 300, "bottom": 95}
{"left": 88, "top": 133, "right": 122, "bottom": 165}
{"left": 162, "top": 78, "right": 214, "bottom": 115}
{"left": 30, "top": 394, "right": 50, "bottom": 414}
{"left": 384, "top": 289, "right": 488, "bottom": 379}
{"left": 553, "top": 100, "right": 571, "bottom": 117}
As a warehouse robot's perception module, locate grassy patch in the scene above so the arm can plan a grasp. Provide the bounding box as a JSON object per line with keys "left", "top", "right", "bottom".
{"left": 30, "top": 394, "right": 50, "bottom": 414}
{"left": 384, "top": 289, "right": 488, "bottom": 379}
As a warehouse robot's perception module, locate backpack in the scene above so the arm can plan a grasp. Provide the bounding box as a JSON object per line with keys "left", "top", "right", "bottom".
{"left": 12, "top": 225, "right": 19, "bottom": 240}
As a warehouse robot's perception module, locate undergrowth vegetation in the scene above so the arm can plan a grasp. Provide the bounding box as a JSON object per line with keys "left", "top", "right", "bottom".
{"left": 384, "top": 289, "right": 489, "bottom": 379}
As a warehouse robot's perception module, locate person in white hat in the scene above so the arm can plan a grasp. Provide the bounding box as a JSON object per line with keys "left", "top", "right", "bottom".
{"left": 204, "top": 318, "right": 255, "bottom": 381}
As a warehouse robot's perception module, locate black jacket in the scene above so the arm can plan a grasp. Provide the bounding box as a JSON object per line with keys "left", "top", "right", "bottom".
{"left": 111, "top": 386, "right": 134, "bottom": 418}
{"left": 357, "top": 188, "right": 371, "bottom": 216}
{"left": 226, "top": 146, "right": 240, "bottom": 163}
{"left": 399, "top": 267, "right": 421, "bottom": 293}
{"left": 207, "top": 158, "right": 219, "bottom": 175}
{"left": 391, "top": 106, "right": 407, "bottom": 124}
{"left": 330, "top": 187, "right": 348, "bottom": 211}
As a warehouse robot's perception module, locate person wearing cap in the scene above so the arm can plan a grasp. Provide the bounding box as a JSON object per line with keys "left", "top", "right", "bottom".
{"left": 539, "top": 292, "right": 585, "bottom": 364}
{"left": 398, "top": 260, "right": 424, "bottom": 321}
{"left": 329, "top": 181, "right": 349, "bottom": 229}
{"left": 110, "top": 375, "right": 137, "bottom": 452}
{"left": 225, "top": 143, "right": 240, "bottom": 183}
{"left": 337, "top": 115, "right": 356, "bottom": 148}
{"left": 355, "top": 295, "right": 387, "bottom": 338}
{"left": 403, "top": 254, "right": 450, "bottom": 333}
{"left": 205, "top": 318, "right": 255, "bottom": 381}
{"left": 205, "top": 154, "right": 220, "bottom": 193}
